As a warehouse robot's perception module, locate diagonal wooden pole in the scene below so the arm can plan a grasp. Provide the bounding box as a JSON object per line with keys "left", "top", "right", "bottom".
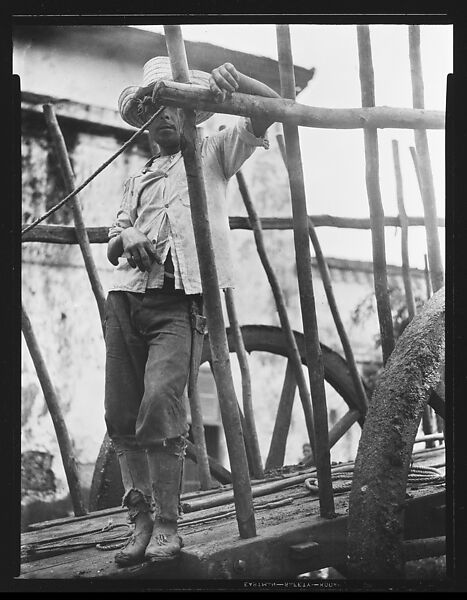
{"left": 275, "top": 138, "right": 368, "bottom": 416}
{"left": 163, "top": 24, "right": 256, "bottom": 538}
{"left": 392, "top": 139, "right": 436, "bottom": 448}
{"left": 21, "top": 304, "right": 87, "bottom": 516}
{"left": 408, "top": 25, "right": 444, "bottom": 293}
{"left": 43, "top": 104, "right": 106, "bottom": 335}
{"left": 357, "top": 25, "right": 395, "bottom": 365}
{"left": 276, "top": 24, "right": 335, "bottom": 518}
{"left": 235, "top": 170, "right": 316, "bottom": 468}
{"left": 224, "top": 288, "right": 264, "bottom": 479}
{"left": 392, "top": 140, "right": 417, "bottom": 321}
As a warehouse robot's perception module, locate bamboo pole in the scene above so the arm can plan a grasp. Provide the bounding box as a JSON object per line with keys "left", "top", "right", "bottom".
{"left": 276, "top": 24, "right": 335, "bottom": 518}
{"left": 21, "top": 214, "right": 446, "bottom": 244}
{"left": 224, "top": 288, "right": 264, "bottom": 479}
{"left": 392, "top": 140, "right": 417, "bottom": 320}
{"left": 21, "top": 304, "right": 87, "bottom": 516}
{"left": 275, "top": 139, "right": 368, "bottom": 417}
{"left": 163, "top": 24, "right": 255, "bottom": 539}
{"left": 153, "top": 80, "right": 445, "bottom": 130}
{"left": 235, "top": 170, "right": 316, "bottom": 465}
{"left": 408, "top": 25, "right": 445, "bottom": 293}
{"left": 42, "top": 104, "right": 106, "bottom": 335}
{"left": 357, "top": 25, "right": 395, "bottom": 365}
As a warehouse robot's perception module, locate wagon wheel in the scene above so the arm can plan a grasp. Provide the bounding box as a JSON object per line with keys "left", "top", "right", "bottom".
{"left": 89, "top": 324, "right": 368, "bottom": 511}
{"left": 347, "top": 287, "right": 445, "bottom": 578}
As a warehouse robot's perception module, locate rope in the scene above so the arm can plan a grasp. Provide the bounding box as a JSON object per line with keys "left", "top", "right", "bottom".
{"left": 304, "top": 464, "right": 445, "bottom": 494}
{"left": 23, "top": 521, "right": 132, "bottom": 558}
{"left": 21, "top": 105, "right": 165, "bottom": 237}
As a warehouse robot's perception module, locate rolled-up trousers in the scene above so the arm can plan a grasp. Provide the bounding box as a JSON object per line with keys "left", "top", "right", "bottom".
{"left": 104, "top": 286, "right": 197, "bottom": 449}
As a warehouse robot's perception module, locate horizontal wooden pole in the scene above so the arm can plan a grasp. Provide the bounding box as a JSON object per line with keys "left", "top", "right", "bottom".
{"left": 154, "top": 80, "right": 445, "bottom": 130}
{"left": 21, "top": 214, "right": 446, "bottom": 244}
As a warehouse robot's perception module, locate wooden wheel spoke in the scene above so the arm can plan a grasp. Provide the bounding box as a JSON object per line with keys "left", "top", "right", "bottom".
{"left": 328, "top": 409, "right": 361, "bottom": 448}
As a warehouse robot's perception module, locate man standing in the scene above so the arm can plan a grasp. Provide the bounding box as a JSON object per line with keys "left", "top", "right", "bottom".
{"left": 104, "top": 56, "right": 277, "bottom": 566}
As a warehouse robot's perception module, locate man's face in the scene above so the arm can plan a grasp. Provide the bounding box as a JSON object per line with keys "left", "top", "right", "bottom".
{"left": 147, "top": 107, "right": 182, "bottom": 152}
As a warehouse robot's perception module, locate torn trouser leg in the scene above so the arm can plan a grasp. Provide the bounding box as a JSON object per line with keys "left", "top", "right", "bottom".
{"left": 113, "top": 444, "right": 155, "bottom": 567}
{"left": 145, "top": 436, "right": 187, "bottom": 561}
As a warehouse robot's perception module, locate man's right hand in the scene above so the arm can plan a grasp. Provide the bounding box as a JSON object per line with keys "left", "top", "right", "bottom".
{"left": 121, "top": 227, "right": 157, "bottom": 272}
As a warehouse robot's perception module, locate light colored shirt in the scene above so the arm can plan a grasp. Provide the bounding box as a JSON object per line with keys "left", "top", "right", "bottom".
{"left": 108, "top": 118, "right": 268, "bottom": 295}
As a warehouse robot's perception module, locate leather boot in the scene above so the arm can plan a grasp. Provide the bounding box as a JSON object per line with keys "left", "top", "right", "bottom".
{"left": 113, "top": 447, "right": 155, "bottom": 567}
{"left": 144, "top": 437, "right": 185, "bottom": 561}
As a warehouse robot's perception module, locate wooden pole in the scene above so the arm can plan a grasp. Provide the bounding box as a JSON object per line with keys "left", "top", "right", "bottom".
{"left": 21, "top": 304, "right": 87, "bottom": 516}
{"left": 153, "top": 80, "right": 445, "bottom": 130}
{"left": 275, "top": 139, "right": 368, "bottom": 417}
{"left": 186, "top": 384, "right": 213, "bottom": 490}
{"left": 357, "top": 25, "right": 395, "bottom": 365}
{"left": 224, "top": 288, "right": 264, "bottom": 479}
{"left": 22, "top": 106, "right": 165, "bottom": 237}
{"left": 235, "top": 170, "right": 316, "bottom": 466}
{"left": 392, "top": 140, "right": 417, "bottom": 321}
{"left": 410, "top": 139, "right": 444, "bottom": 295}
{"left": 276, "top": 24, "right": 335, "bottom": 518}
{"left": 42, "top": 104, "right": 106, "bottom": 335}
{"left": 185, "top": 439, "right": 232, "bottom": 485}
{"left": 266, "top": 361, "right": 297, "bottom": 469}
{"left": 423, "top": 253, "right": 432, "bottom": 299}
{"left": 328, "top": 409, "right": 361, "bottom": 448}
{"left": 163, "top": 25, "right": 256, "bottom": 539}
{"left": 22, "top": 214, "right": 446, "bottom": 245}
{"left": 393, "top": 140, "right": 436, "bottom": 448}
{"left": 408, "top": 25, "right": 444, "bottom": 293}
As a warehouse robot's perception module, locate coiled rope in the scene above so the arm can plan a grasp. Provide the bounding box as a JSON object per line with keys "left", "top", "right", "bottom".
{"left": 304, "top": 464, "right": 445, "bottom": 494}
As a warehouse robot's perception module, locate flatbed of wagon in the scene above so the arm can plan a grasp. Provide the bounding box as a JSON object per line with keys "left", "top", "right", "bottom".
{"left": 18, "top": 446, "right": 446, "bottom": 580}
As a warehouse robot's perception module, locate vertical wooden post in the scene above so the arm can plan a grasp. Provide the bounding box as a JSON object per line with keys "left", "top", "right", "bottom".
{"left": 224, "top": 288, "right": 264, "bottom": 479}
{"left": 276, "top": 24, "right": 335, "bottom": 518}
{"left": 392, "top": 140, "right": 436, "bottom": 447}
{"left": 235, "top": 170, "right": 316, "bottom": 466}
{"left": 21, "top": 304, "right": 87, "bottom": 516}
{"left": 163, "top": 25, "right": 256, "bottom": 538}
{"left": 408, "top": 25, "right": 444, "bottom": 293}
{"left": 392, "top": 140, "right": 416, "bottom": 321}
{"left": 275, "top": 136, "right": 368, "bottom": 416}
{"left": 42, "top": 104, "right": 106, "bottom": 335}
{"left": 357, "top": 25, "right": 395, "bottom": 365}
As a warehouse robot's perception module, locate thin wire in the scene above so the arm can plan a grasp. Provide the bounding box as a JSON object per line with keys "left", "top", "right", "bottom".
{"left": 21, "top": 105, "right": 165, "bottom": 237}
